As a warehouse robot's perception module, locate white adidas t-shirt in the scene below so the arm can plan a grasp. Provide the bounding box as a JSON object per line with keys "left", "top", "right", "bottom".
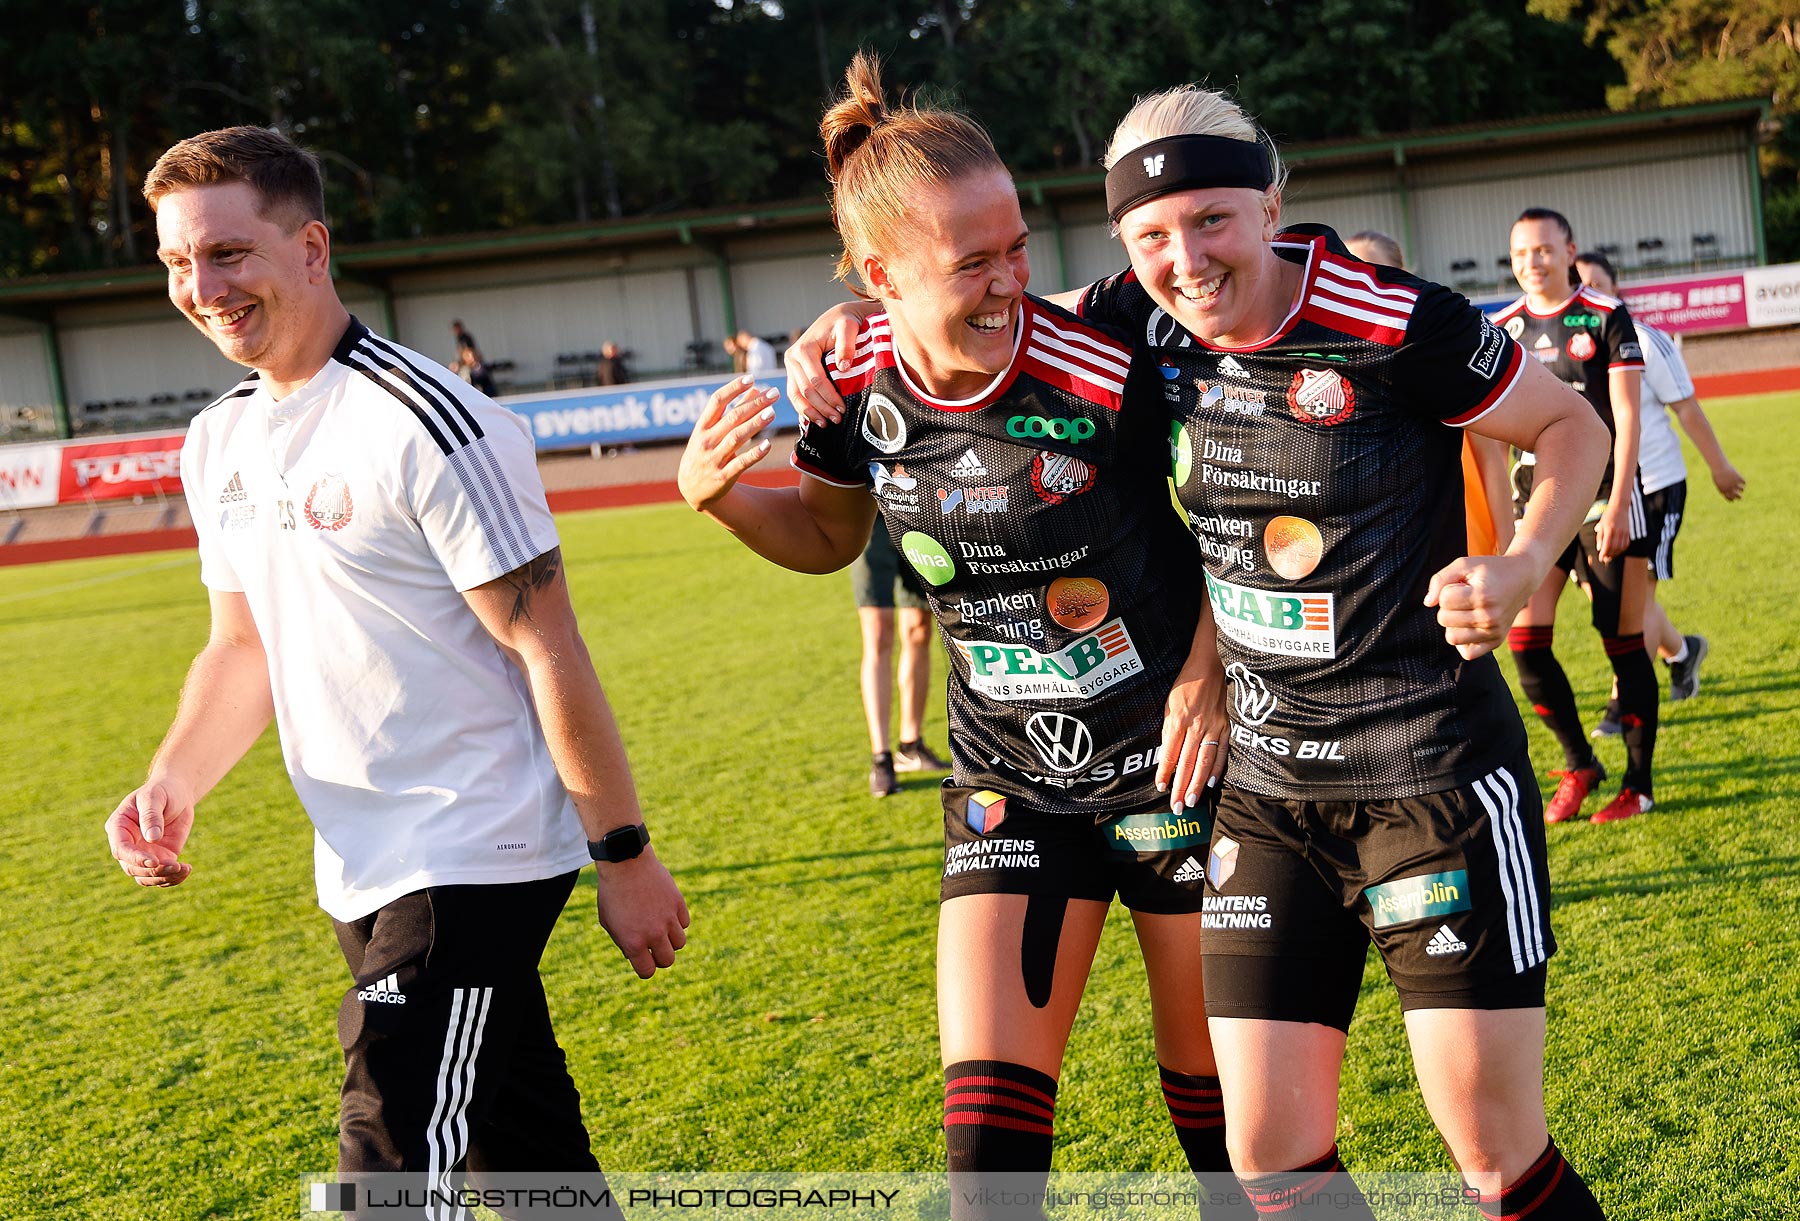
{"left": 181, "top": 318, "right": 590, "bottom": 921}
{"left": 1633, "top": 322, "right": 1696, "bottom": 496}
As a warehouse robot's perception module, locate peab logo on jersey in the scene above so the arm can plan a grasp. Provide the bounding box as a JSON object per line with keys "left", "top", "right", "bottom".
{"left": 1286, "top": 368, "right": 1355, "bottom": 426}
{"left": 952, "top": 617, "right": 1143, "bottom": 702}
{"left": 304, "top": 473, "right": 354, "bottom": 531}
{"left": 1032, "top": 450, "right": 1096, "bottom": 505}
{"left": 1024, "top": 711, "right": 1094, "bottom": 774}
{"left": 1566, "top": 332, "right": 1597, "bottom": 362}
{"left": 862, "top": 392, "right": 907, "bottom": 453}
{"left": 1143, "top": 153, "right": 1167, "bottom": 177}
{"left": 1206, "top": 571, "right": 1336, "bottom": 658}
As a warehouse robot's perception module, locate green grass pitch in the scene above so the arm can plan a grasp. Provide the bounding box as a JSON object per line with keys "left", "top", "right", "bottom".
{"left": 1, "top": 392, "right": 1795, "bottom": 1218}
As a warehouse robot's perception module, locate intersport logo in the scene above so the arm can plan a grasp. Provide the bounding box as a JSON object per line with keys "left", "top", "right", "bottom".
{"left": 1007, "top": 415, "right": 1095, "bottom": 443}
{"left": 951, "top": 617, "right": 1142, "bottom": 701}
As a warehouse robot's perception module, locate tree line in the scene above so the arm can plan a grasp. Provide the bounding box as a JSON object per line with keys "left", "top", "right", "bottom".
{"left": 2, "top": 0, "right": 1793, "bottom": 281}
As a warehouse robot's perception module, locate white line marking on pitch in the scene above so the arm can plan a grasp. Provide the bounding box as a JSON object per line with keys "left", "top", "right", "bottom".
{"left": 0, "top": 555, "right": 196, "bottom": 605}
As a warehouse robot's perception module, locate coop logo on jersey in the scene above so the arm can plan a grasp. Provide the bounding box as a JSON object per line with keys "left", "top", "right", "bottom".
{"left": 1024, "top": 712, "right": 1094, "bottom": 774}
{"left": 952, "top": 617, "right": 1142, "bottom": 702}
{"left": 1365, "top": 870, "right": 1472, "bottom": 930}
{"left": 1286, "top": 368, "right": 1355, "bottom": 426}
{"left": 1205, "top": 571, "right": 1336, "bottom": 657}
{"left": 870, "top": 461, "right": 920, "bottom": 512}
{"left": 1504, "top": 315, "right": 1527, "bottom": 340}
{"left": 1562, "top": 312, "right": 1602, "bottom": 329}
{"left": 900, "top": 530, "right": 956, "bottom": 586}
{"left": 1009, "top": 414, "right": 1096, "bottom": 443}
{"left": 1226, "top": 663, "right": 1279, "bottom": 726}
{"left": 1566, "top": 332, "right": 1597, "bottom": 362}
{"left": 304, "top": 473, "right": 354, "bottom": 531}
{"left": 1170, "top": 423, "right": 1193, "bottom": 487}
{"left": 863, "top": 392, "right": 907, "bottom": 453}
{"left": 939, "top": 485, "right": 1008, "bottom": 515}
{"left": 1032, "top": 450, "right": 1097, "bottom": 504}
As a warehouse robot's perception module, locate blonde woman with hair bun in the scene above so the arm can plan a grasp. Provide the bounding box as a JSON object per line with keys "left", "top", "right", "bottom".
{"left": 683, "top": 55, "right": 1249, "bottom": 1218}
{"left": 790, "top": 82, "right": 1617, "bottom": 1220}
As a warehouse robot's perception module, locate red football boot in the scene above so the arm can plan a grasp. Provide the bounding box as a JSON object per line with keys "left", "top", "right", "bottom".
{"left": 1544, "top": 763, "right": 1606, "bottom": 824}
{"left": 1592, "top": 787, "right": 1654, "bottom": 824}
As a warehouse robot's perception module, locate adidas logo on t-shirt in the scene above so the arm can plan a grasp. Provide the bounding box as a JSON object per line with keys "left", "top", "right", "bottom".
{"left": 218, "top": 471, "right": 248, "bottom": 503}
{"left": 951, "top": 449, "right": 988, "bottom": 480}
{"left": 1217, "top": 355, "right": 1249, "bottom": 378}
{"left": 1172, "top": 855, "right": 1205, "bottom": 885}
{"left": 1425, "top": 924, "right": 1468, "bottom": 957}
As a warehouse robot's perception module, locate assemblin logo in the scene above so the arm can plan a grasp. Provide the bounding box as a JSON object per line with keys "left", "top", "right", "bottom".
{"left": 1365, "top": 869, "right": 1472, "bottom": 930}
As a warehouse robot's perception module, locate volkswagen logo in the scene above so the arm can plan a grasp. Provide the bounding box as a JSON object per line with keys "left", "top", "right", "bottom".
{"left": 1024, "top": 712, "right": 1094, "bottom": 774}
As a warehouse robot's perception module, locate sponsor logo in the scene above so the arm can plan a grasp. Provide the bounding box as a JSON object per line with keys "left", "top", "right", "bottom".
{"left": 1365, "top": 869, "right": 1472, "bottom": 929}
{"left": 1170, "top": 423, "right": 1193, "bottom": 487}
{"left": 965, "top": 790, "right": 1009, "bottom": 834}
{"left": 1172, "top": 856, "right": 1205, "bottom": 886}
{"left": 870, "top": 461, "right": 920, "bottom": 512}
{"left": 1231, "top": 723, "right": 1346, "bottom": 761}
{"left": 357, "top": 973, "right": 406, "bottom": 1005}
{"left": 900, "top": 531, "right": 956, "bottom": 586}
{"left": 1201, "top": 436, "right": 1242, "bottom": 464}
{"left": 1147, "top": 307, "right": 1192, "bottom": 349}
{"left": 862, "top": 392, "right": 907, "bottom": 453}
{"left": 955, "top": 539, "right": 1091, "bottom": 576}
{"left": 951, "top": 449, "right": 989, "bottom": 479}
{"left": 1197, "top": 379, "right": 1269, "bottom": 416}
{"left": 1110, "top": 812, "right": 1213, "bottom": 855}
{"left": 1201, "top": 891, "right": 1270, "bottom": 929}
{"left": 217, "top": 472, "right": 247, "bottom": 504}
{"left": 1199, "top": 464, "right": 1322, "bottom": 499}
{"left": 1264, "top": 515, "right": 1324, "bottom": 579}
{"left": 1287, "top": 368, "right": 1355, "bottom": 425}
{"left": 1469, "top": 317, "right": 1507, "bottom": 379}
{"left": 1531, "top": 332, "right": 1556, "bottom": 363}
{"left": 944, "top": 836, "right": 1040, "bottom": 876}
{"left": 1208, "top": 836, "right": 1239, "bottom": 889}
{"left": 939, "top": 485, "right": 1008, "bottom": 515}
{"left": 1143, "top": 153, "right": 1167, "bottom": 177}
{"left": 1425, "top": 924, "right": 1469, "bottom": 956}
{"left": 1159, "top": 361, "right": 1181, "bottom": 402}
{"left": 952, "top": 590, "right": 1043, "bottom": 642}
{"left": 1566, "top": 332, "right": 1597, "bottom": 362}
{"left": 219, "top": 503, "right": 256, "bottom": 533}
{"left": 1226, "top": 662, "right": 1278, "bottom": 726}
{"left": 1032, "top": 450, "right": 1096, "bottom": 505}
{"left": 1504, "top": 315, "right": 1527, "bottom": 339}
{"left": 980, "top": 738, "right": 1163, "bottom": 790}
{"left": 1217, "top": 355, "right": 1249, "bottom": 377}
{"left": 1618, "top": 341, "right": 1642, "bottom": 361}
{"left": 1562, "top": 312, "right": 1602, "bottom": 328}
{"left": 1205, "top": 570, "right": 1336, "bottom": 657}
{"left": 1008, "top": 414, "right": 1095, "bottom": 443}
{"left": 1190, "top": 511, "right": 1257, "bottom": 573}
{"left": 304, "top": 473, "right": 353, "bottom": 531}
{"left": 952, "top": 617, "right": 1142, "bottom": 702}
{"left": 1046, "top": 576, "right": 1110, "bottom": 630}
{"left": 1024, "top": 711, "right": 1094, "bottom": 773}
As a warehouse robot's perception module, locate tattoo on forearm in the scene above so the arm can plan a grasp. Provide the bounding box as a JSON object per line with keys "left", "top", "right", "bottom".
{"left": 501, "top": 548, "right": 562, "bottom": 625}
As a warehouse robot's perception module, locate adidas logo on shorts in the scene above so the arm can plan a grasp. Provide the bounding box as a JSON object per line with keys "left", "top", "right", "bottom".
{"left": 951, "top": 449, "right": 988, "bottom": 480}
{"left": 1172, "top": 855, "right": 1205, "bottom": 886}
{"left": 1424, "top": 925, "right": 1468, "bottom": 957}
{"left": 357, "top": 972, "right": 408, "bottom": 1004}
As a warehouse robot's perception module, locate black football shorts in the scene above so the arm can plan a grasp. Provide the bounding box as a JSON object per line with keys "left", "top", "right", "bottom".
{"left": 940, "top": 785, "right": 1212, "bottom": 915}
{"left": 1198, "top": 745, "right": 1554, "bottom": 1029}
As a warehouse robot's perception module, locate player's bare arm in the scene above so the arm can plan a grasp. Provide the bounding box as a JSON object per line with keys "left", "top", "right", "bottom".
{"left": 1155, "top": 597, "right": 1229, "bottom": 812}
{"left": 1668, "top": 395, "right": 1746, "bottom": 500}
{"left": 1428, "top": 359, "right": 1609, "bottom": 658}
{"left": 678, "top": 377, "right": 876, "bottom": 573}
{"left": 463, "top": 551, "right": 690, "bottom": 979}
{"left": 1596, "top": 366, "right": 1643, "bottom": 561}
{"left": 104, "top": 588, "right": 274, "bottom": 888}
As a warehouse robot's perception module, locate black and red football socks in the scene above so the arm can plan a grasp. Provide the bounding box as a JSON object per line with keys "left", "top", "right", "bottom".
{"left": 1467, "top": 1139, "right": 1606, "bottom": 1220}
{"left": 1159, "top": 1065, "right": 1253, "bottom": 1219}
{"left": 945, "top": 1060, "right": 1056, "bottom": 1220}
{"left": 1238, "top": 1144, "right": 1375, "bottom": 1218}
{"left": 1604, "top": 633, "right": 1658, "bottom": 795}
{"left": 1508, "top": 627, "right": 1594, "bottom": 770}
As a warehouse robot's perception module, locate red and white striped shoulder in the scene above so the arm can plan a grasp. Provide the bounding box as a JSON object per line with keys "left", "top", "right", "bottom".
{"left": 1302, "top": 252, "right": 1420, "bottom": 347}
{"left": 825, "top": 314, "right": 897, "bottom": 396}
{"left": 1021, "top": 302, "right": 1130, "bottom": 411}
{"left": 1575, "top": 285, "right": 1624, "bottom": 314}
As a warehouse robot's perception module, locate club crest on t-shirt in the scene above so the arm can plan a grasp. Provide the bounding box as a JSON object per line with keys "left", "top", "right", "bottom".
{"left": 304, "top": 473, "right": 355, "bottom": 531}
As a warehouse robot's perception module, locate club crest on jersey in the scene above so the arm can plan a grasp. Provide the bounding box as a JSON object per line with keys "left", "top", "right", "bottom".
{"left": 1566, "top": 332, "right": 1597, "bottom": 361}
{"left": 304, "top": 473, "right": 354, "bottom": 531}
{"left": 1286, "top": 368, "right": 1354, "bottom": 426}
{"left": 1504, "top": 316, "right": 1526, "bottom": 340}
{"left": 862, "top": 392, "right": 907, "bottom": 454}
{"left": 1032, "top": 450, "right": 1096, "bottom": 505}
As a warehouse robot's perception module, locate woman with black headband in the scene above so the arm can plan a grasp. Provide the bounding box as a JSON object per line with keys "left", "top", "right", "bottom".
{"left": 790, "top": 85, "right": 1614, "bottom": 1220}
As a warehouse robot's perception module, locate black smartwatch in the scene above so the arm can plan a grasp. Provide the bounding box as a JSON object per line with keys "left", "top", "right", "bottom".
{"left": 587, "top": 823, "right": 650, "bottom": 863}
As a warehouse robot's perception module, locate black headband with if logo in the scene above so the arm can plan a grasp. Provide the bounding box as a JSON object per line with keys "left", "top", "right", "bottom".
{"left": 1104, "top": 133, "right": 1275, "bottom": 222}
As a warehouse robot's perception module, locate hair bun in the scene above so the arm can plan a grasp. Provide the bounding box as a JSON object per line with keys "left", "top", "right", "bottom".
{"left": 821, "top": 50, "right": 889, "bottom": 180}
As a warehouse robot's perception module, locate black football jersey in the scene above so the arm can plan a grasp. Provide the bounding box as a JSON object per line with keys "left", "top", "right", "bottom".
{"left": 1492, "top": 286, "right": 1643, "bottom": 497}
{"left": 1081, "top": 224, "right": 1529, "bottom": 801}
{"left": 792, "top": 294, "right": 1203, "bottom": 819}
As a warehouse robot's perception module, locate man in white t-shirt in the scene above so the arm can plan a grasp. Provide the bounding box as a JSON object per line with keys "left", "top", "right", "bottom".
{"left": 103, "top": 126, "right": 687, "bottom": 1195}
{"left": 1577, "top": 252, "right": 1746, "bottom": 715}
